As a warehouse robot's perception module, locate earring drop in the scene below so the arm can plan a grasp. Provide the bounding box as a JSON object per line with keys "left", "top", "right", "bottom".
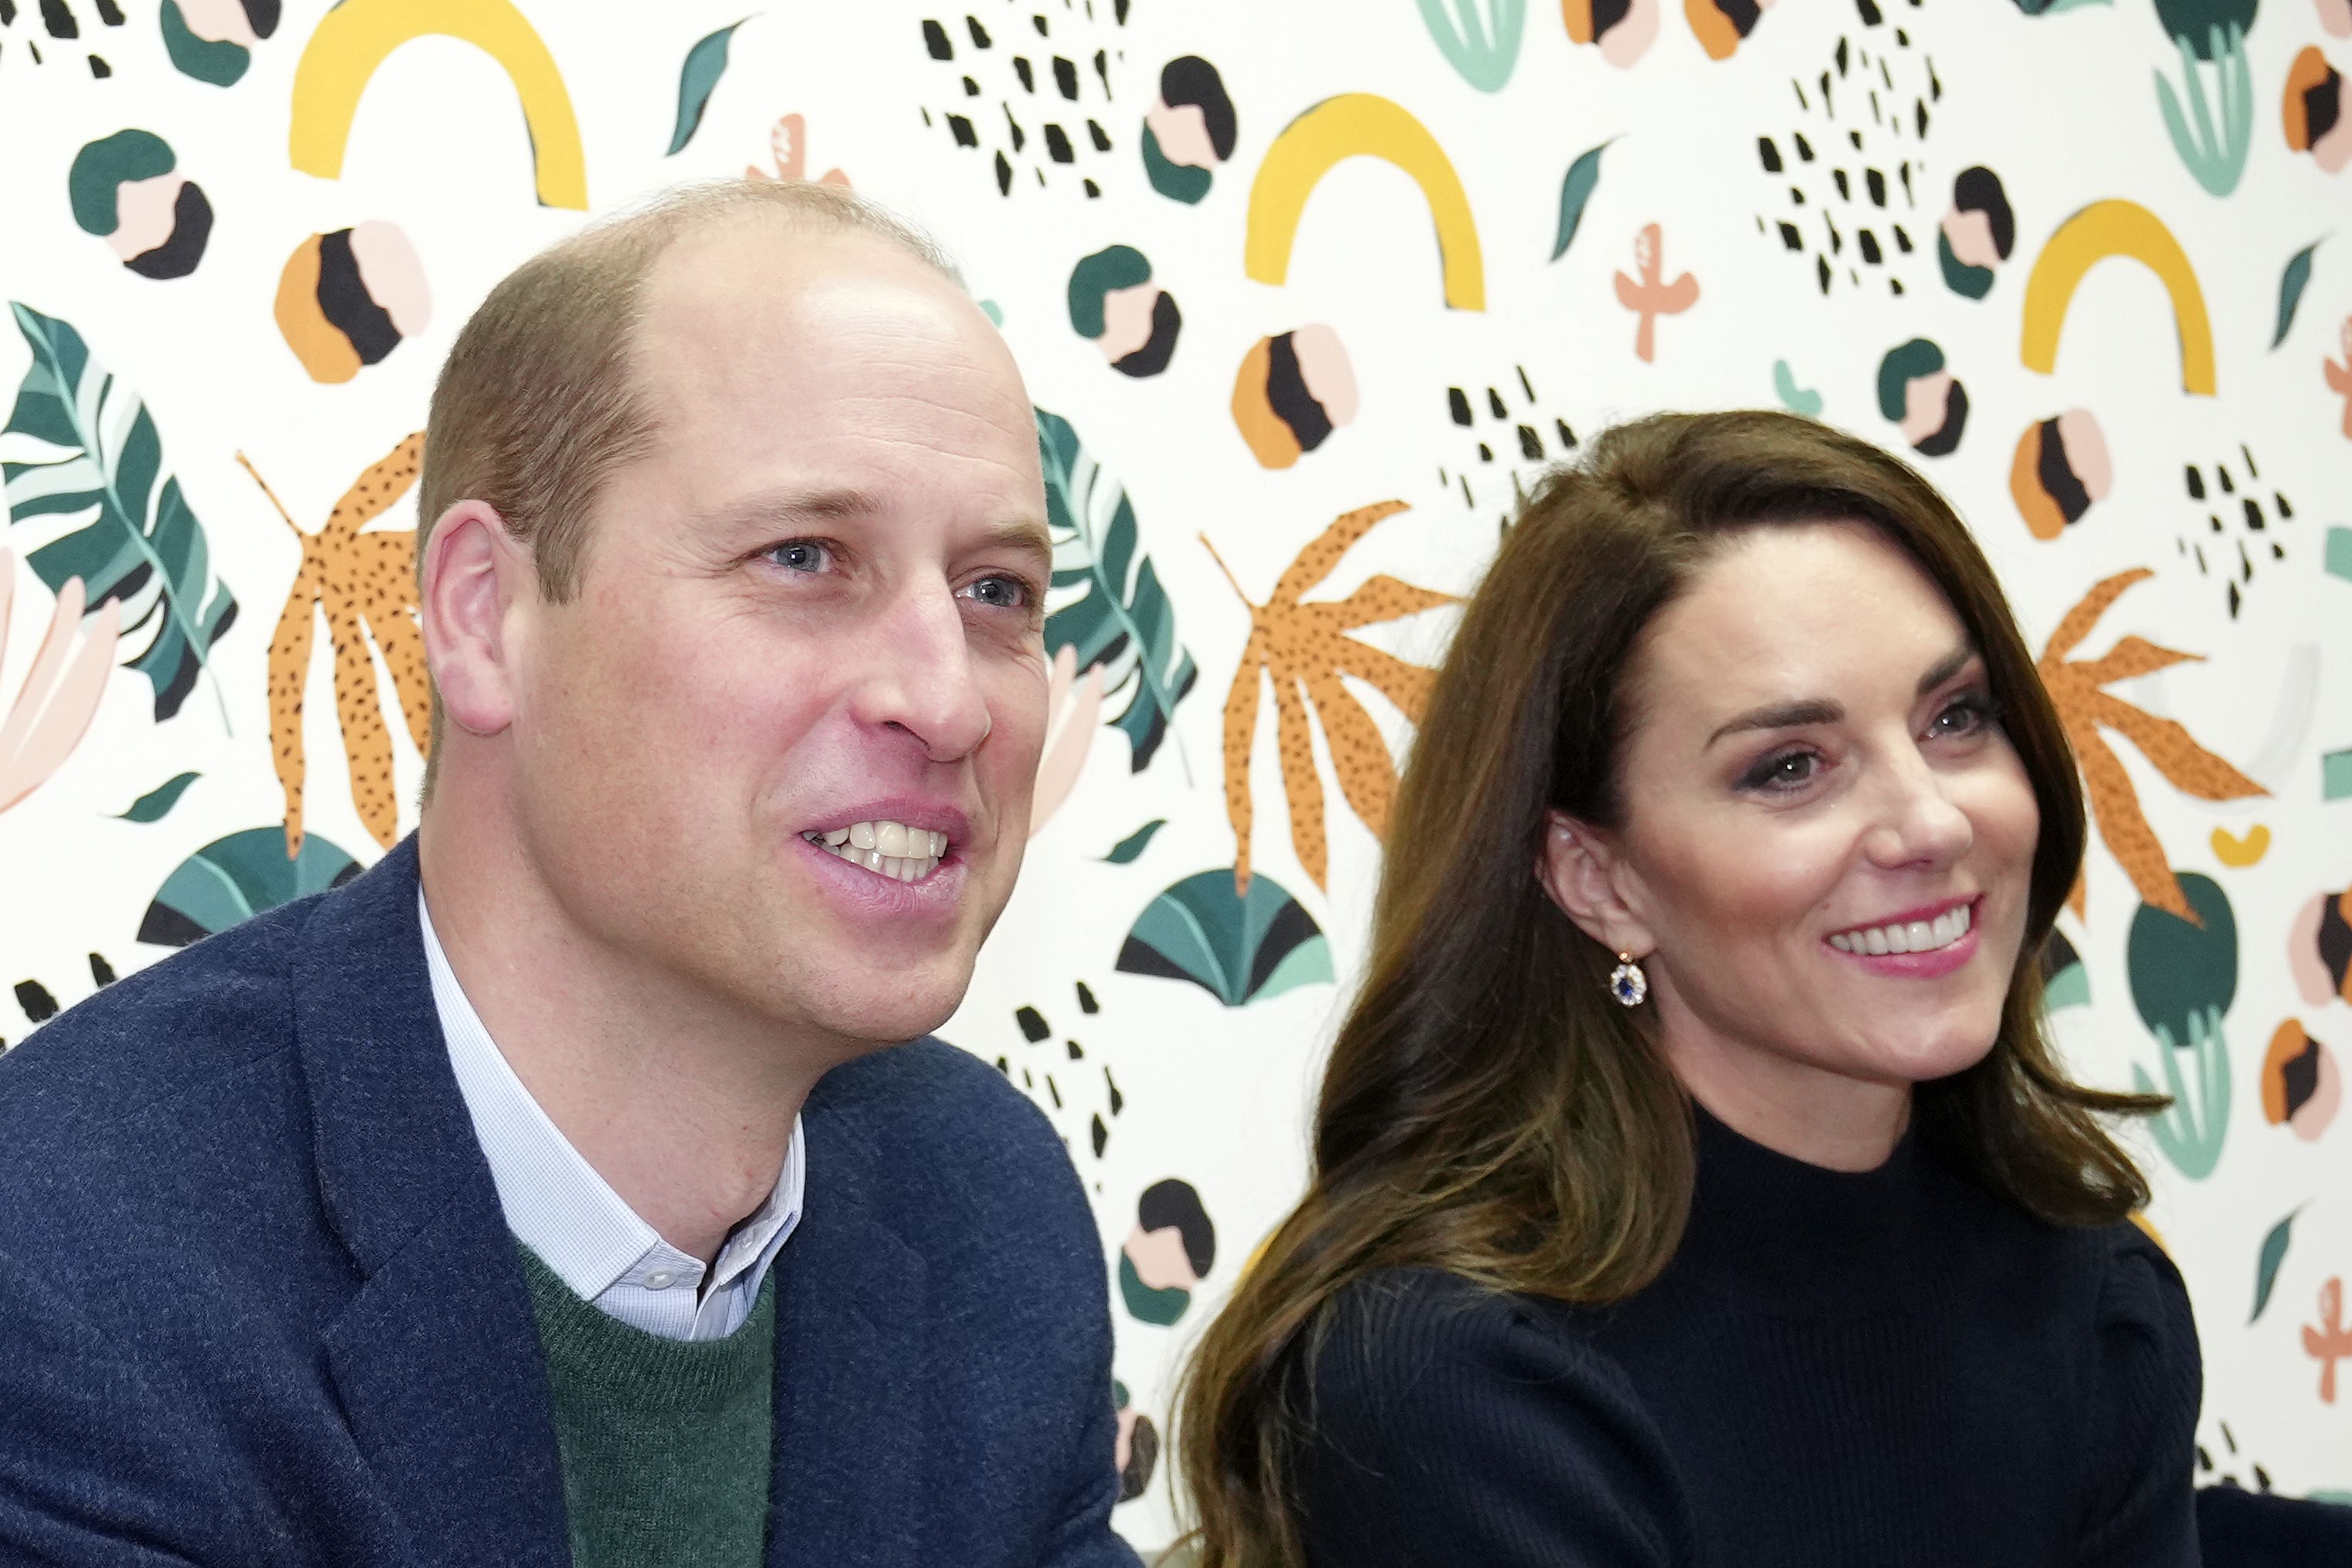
{"left": 1608, "top": 952, "right": 1648, "bottom": 1007}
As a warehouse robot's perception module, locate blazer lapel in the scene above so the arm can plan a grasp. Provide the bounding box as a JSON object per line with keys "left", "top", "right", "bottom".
{"left": 765, "top": 1092, "right": 930, "bottom": 1568}
{"left": 296, "top": 839, "right": 571, "bottom": 1568}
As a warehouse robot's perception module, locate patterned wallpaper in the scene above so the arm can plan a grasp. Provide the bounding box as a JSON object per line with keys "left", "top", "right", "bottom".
{"left": 0, "top": 0, "right": 2347, "bottom": 1546}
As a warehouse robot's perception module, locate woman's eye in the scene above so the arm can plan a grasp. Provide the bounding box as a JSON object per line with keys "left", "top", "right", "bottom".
{"left": 770, "top": 540, "right": 830, "bottom": 573}
{"left": 961, "top": 575, "right": 1031, "bottom": 610}
{"left": 1741, "top": 750, "right": 1818, "bottom": 791}
{"left": 1930, "top": 695, "right": 1994, "bottom": 737}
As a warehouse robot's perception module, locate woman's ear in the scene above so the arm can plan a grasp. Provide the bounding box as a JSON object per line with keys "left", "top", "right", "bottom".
{"left": 1537, "top": 811, "right": 1659, "bottom": 959}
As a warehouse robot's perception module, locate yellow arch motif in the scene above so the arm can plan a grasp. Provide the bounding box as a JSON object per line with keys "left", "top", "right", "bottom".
{"left": 2020, "top": 200, "right": 2214, "bottom": 395}
{"left": 1245, "top": 94, "right": 1484, "bottom": 311}
{"left": 289, "top": 0, "right": 587, "bottom": 210}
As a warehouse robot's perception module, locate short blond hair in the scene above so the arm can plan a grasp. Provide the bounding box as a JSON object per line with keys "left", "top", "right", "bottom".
{"left": 415, "top": 180, "right": 962, "bottom": 785}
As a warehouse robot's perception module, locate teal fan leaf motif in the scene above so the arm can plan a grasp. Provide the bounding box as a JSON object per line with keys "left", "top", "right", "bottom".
{"left": 2127, "top": 871, "right": 2237, "bottom": 1180}
{"left": 2152, "top": 25, "right": 2253, "bottom": 197}
{"left": 667, "top": 18, "right": 749, "bottom": 156}
{"left": 138, "top": 827, "right": 361, "bottom": 948}
{"left": 2, "top": 304, "right": 237, "bottom": 726}
{"left": 1116, "top": 868, "right": 1332, "bottom": 1007}
{"left": 1416, "top": 0, "right": 1527, "bottom": 92}
{"left": 1037, "top": 408, "right": 1198, "bottom": 774}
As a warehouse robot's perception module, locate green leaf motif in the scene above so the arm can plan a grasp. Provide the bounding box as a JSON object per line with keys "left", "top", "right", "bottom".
{"left": 1103, "top": 818, "right": 1168, "bottom": 864}
{"left": 1037, "top": 408, "right": 1198, "bottom": 774}
{"left": 1117, "top": 868, "right": 1332, "bottom": 1007}
{"left": 2132, "top": 1002, "right": 2232, "bottom": 1180}
{"left": 138, "top": 828, "right": 361, "bottom": 948}
{"left": 2125, "top": 870, "right": 2237, "bottom": 1039}
{"left": 1772, "top": 358, "right": 1823, "bottom": 418}
{"left": 2151, "top": 26, "right": 2252, "bottom": 197}
{"left": 1416, "top": 0, "right": 1526, "bottom": 92}
{"left": 667, "top": 18, "right": 749, "bottom": 156}
{"left": 2, "top": 304, "right": 237, "bottom": 727}
{"left": 1551, "top": 139, "right": 1613, "bottom": 262}
{"left": 2251, "top": 1205, "right": 2302, "bottom": 1322}
{"left": 2273, "top": 240, "right": 2322, "bottom": 350}
{"left": 114, "top": 771, "right": 199, "bottom": 823}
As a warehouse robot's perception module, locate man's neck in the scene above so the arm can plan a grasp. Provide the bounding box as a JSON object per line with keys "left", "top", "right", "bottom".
{"left": 418, "top": 804, "right": 830, "bottom": 1267}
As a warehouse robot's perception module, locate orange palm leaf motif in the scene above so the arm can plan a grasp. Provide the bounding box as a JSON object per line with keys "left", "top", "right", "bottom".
{"left": 1203, "top": 501, "right": 1457, "bottom": 895}
{"left": 241, "top": 435, "right": 430, "bottom": 858}
{"left": 2038, "top": 567, "right": 2265, "bottom": 921}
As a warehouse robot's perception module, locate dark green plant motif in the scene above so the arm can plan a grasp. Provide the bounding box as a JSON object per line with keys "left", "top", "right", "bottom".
{"left": 2151, "top": 1, "right": 2257, "bottom": 195}
{"left": 3, "top": 304, "right": 238, "bottom": 726}
{"left": 2128, "top": 870, "right": 2237, "bottom": 1179}
{"left": 139, "top": 828, "right": 361, "bottom": 948}
{"left": 1036, "top": 408, "right": 1198, "bottom": 774}
{"left": 1116, "top": 869, "right": 1332, "bottom": 1007}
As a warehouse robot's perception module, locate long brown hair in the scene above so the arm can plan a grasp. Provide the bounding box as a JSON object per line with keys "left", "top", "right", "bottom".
{"left": 1174, "top": 410, "right": 2161, "bottom": 1567}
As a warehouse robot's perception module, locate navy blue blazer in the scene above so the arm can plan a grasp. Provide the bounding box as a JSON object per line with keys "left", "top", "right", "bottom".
{"left": 0, "top": 839, "right": 1138, "bottom": 1568}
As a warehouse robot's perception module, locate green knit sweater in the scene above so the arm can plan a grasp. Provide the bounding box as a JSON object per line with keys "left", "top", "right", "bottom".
{"left": 517, "top": 1246, "right": 776, "bottom": 1568}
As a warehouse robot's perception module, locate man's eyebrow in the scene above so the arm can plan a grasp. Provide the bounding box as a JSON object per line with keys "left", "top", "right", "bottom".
{"left": 711, "top": 487, "right": 881, "bottom": 535}
{"left": 1702, "top": 644, "right": 1984, "bottom": 747}
{"left": 976, "top": 516, "right": 1054, "bottom": 578}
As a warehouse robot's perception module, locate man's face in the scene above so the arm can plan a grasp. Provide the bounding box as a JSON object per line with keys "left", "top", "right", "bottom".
{"left": 506, "top": 224, "right": 1050, "bottom": 1050}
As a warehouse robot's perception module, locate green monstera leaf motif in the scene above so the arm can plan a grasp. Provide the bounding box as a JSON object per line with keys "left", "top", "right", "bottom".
{"left": 1116, "top": 868, "right": 1332, "bottom": 1007}
{"left": 1036, "top": 408, "right": 1198, "bottom": 774}
{"left": 139, "top": 828, "right": 362, "bottom": 948}
{"left": 2, "top": 304, "right": 237, "bottom": 725}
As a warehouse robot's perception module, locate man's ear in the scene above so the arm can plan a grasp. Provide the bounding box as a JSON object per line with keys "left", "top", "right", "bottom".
{"left": 419, "top": 500, "right": 533, "bottom": 740}
{"left": 1537, "top": 810, "right": 1659, "bottom": 959}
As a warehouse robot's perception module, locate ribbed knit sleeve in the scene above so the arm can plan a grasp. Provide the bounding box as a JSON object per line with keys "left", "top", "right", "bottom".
{"left": 2077, "top": 1227, "right": 2202, "bottom": 1568}
{"left": 1293, "top": 1269, "right": 1693, "bottom": 1568}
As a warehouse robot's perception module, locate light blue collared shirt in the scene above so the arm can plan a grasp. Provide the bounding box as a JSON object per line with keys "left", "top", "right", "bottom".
{"left": 419, "top": 891, "right": 805, "bottom": 1342}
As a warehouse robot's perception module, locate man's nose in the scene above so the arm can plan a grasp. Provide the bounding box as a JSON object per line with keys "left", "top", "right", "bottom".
{"left": 855, "top": 581, "right": 994, "bottom": 763}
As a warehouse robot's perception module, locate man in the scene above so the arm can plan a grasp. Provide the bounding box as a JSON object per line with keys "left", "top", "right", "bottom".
{"left": 0, "top": 182, "right": 1137, "bottom": 1568}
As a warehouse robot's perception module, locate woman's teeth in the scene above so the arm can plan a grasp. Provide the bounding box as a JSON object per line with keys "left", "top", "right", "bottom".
{"left": 1830, "top": 903, "right": 1972, "bottom": 955}
{"left": 805, "top": 820, "right": 949, "bottom": 883}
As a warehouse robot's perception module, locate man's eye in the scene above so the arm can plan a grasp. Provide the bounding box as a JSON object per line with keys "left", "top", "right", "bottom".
{"left": 771, "top": 541, "right": 830, "bottom": 573}
{"left": 961, "top": 575, "right": 1031, "bottom": 609}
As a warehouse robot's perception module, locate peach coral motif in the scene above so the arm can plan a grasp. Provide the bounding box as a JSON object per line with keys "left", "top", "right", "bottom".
{"left": 1613, "top": 224, "right": 1698, "bottom": 364}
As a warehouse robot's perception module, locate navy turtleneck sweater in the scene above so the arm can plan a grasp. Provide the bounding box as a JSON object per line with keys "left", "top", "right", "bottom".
{"left": 1294, "top": 1104, "right": 2202, "bottom": 1566}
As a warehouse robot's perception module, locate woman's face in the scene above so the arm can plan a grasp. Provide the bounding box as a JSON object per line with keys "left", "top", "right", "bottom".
{"left": 1541, "top": 519, "right": 2041, "bottom": 1164}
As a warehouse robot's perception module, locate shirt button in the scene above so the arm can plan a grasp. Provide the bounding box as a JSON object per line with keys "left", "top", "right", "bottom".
{"left": 643, "top": 1269, "right": 676, "bottom": 1290}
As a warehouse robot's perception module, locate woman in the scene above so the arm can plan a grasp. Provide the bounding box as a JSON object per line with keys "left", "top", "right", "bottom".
{"left": 1177, "top": 411, "right": 2199, "bottom": 1567}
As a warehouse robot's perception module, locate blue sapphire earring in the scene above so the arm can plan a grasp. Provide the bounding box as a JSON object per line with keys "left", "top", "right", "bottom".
{"left": 1609, "top": 952, "right": 1648, "bottom": 1007}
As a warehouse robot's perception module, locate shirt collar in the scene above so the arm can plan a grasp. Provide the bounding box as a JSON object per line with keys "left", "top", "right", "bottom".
{"left": 418, "top": 888, "right": 805, "bottom": 1306}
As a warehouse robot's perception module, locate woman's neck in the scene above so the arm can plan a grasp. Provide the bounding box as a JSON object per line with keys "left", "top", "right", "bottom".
{"left": 1662, "top": 1022, "right": 1912, "bottom": 1173}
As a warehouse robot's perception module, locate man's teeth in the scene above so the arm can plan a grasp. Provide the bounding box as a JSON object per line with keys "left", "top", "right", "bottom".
{"left": 806, "top": 820, "right": 949, "bottom": 883}
{"left": 1830, "top": 903, "right": 1972, "bottom": 955}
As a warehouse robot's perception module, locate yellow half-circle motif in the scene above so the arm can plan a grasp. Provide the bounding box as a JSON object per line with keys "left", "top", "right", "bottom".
{"left": 2019, "top": 199, "right": 2213, "bottom": 395}
{"left": 289, "top": 0, "right": 587, "bottom": 210}
{"left": 1245, "top": 93, "right": 1484, "bottom": 312}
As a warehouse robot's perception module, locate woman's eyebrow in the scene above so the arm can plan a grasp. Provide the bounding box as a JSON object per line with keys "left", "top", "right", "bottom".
{"left": 1704, "top": 644, "right": 1983, "bottom": 747}
{"left": 1914, "top": 643, "right": 1977, "bottom": 697}
{"left": 1707, "top": 699, "right": 1843, "bottom": 747}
